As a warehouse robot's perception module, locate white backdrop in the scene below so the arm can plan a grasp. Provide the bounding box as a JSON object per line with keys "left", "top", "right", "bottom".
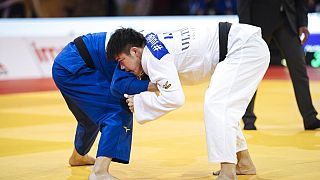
{"left": 0, "top": 14, "right": 319, "bottom": 80}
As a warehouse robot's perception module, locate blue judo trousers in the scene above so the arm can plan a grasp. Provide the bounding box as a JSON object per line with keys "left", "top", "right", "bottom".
{"left": 52, "top": 32, "right": 149, "bottom": 163}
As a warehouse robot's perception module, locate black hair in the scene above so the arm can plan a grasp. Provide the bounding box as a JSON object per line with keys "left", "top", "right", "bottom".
{"left": 106, "top": 28, "right": 146, "bottom": 60}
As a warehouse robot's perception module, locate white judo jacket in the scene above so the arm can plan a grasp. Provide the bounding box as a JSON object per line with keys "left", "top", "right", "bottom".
{"left": 133, "top": 23, "right": 261, "bottom": 124}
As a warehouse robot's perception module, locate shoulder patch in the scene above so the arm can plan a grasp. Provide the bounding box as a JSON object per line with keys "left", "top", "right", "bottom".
{"left": 145, "top": 33, "right": 169, "bottom": 60}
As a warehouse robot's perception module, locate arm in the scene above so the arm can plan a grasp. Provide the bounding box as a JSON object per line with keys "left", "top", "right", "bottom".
{"left": 133, "top": 52, "right": 185, "bottom": 124}
{"left": 237, "top": 0, "right": 252, "bottom": 24}
{"left": 296, "top": 0, "right": 309, "bottom": 44}
{"left": 111, "top": 63, "right": 150, "bottom": 99}
{"left": 296, "top": 0, "right": 308, "bottom": 27}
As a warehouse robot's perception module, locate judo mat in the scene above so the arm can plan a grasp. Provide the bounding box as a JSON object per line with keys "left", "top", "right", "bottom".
{"left": 0, "top": 66, "right": 319, "bottom": 180}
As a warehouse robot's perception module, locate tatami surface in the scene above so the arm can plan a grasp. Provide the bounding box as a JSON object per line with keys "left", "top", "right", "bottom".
{"left": 0, "top": 67, "right": 320, "bottom": 180}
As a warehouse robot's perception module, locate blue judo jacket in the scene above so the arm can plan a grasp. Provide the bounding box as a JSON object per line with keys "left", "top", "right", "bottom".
{"left": 52, "top": 32, "right": 149, "bottom": 125}
{"left": 52, "top": 32, "right": 149, "bottom": 163}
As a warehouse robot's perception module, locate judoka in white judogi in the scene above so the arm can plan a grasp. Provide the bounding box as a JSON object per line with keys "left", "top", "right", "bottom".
{"left": 107, "top": 23, "right": 270, "bottom": 177}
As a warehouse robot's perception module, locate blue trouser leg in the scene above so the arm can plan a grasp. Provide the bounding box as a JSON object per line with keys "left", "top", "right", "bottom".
{"left": 53, "top": 61, "right": 135, "bottom": 163}
{"left": 97, "top": 113, "right": 133, "bottom": 163}
{"left": 62, "top": 93, "right": 99, "bottom": 155}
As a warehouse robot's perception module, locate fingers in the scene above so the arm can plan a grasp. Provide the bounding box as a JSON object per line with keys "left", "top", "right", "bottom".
{"left": 148, "top": 82, "right": 159, "bottom": 92}
{"left": 300, "top": 33, "right": 308, "bottom": 45}
{"left": 128, "top": 97, "right": 134, "bottom": 112}
{"left": 129, "top": 105, "right": 134, "bottom": 113}
{"left": 124, "top": 94, "right": 134, "bottom": 112}
{"left": 299, "top": 26, "right": 309, "bottom": 45}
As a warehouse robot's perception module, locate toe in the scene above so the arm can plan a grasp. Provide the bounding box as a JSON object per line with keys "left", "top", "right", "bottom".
{"left": 212, "top": 170, "right": 220, "bottom": 176}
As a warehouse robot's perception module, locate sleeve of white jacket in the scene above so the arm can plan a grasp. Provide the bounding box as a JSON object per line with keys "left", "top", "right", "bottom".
{"left": 134, "top": 51, "right": 185, "bottom": 124}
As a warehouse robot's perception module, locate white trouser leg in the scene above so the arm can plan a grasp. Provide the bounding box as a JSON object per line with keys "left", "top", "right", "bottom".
{"left": 236, "top": 122, "right": 248, "bottom": 152}
{"left": 204, "top": 33, "right": 269, "bottom": 163}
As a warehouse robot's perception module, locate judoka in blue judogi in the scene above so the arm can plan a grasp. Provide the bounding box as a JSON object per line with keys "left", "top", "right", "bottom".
{"left": 52, "top": 32, "right": 155, "bottom": 179}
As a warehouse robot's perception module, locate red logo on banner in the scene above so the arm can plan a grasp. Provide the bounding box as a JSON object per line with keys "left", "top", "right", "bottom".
{"left": 0, "top": 63, "right": 8, "bottom": 75}
{"left": 31, "top": 42, "right": 63, "bottom": 63}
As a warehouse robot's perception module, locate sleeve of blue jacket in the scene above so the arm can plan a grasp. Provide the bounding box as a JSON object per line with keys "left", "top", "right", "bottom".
{"left": 111, "top": 63, "right": 149, "bottom": 99}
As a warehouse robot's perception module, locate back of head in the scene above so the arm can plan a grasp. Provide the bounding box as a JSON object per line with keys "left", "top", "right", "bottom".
{"left": 106, "top": 28, "right": 146, "bottom": 60}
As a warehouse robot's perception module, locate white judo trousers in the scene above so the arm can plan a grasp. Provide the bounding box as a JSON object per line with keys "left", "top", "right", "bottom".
{"left": 204, "top": 32, "right": 270, "bottom": 163}
{"left": 133, "top": 23, "right": 270, "bottom": 164}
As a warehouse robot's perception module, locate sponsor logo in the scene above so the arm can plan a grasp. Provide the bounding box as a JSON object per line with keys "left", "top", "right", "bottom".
{"left": 123, "top": 126, "right": 131, "bottom": 133}
{"left": 311, "top": 51, "right": 320, "bottom": 68}
{"left": 162, "top": 81, "right": 171, "bottom": 89}
{"left": 179, "top": 27, "right": 190, "bottom": 51}
{"left": 31, "top": 42, "right": 63, "bottom": 63}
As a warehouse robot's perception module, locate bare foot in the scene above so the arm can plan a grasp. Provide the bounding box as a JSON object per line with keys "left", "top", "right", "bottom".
{"left": 213, "top": 161, "right": 256, "bottom": 175}
{"left": 235, "top": 160, "right": 256, "bottom": 175}
{"left": 213, "top": 150, "right": 256, "bottom": 176}
{"left": 217, "top": 173, "right": 237, "bottom": 180}
{"left": 69, "top": 149, "right": 95, "bottom": 166}
{"left": 217, "top": 163, "right": 237, "bottom": 180}
{"left": 236, "top": 149, "right": 256, "bottom": 175}
{"left": 213, "top": 165, "right": 256, "bottom": 176}
{"left": 89, "top": 157, "right": 119, "bottom": 180}
{"left": 89, "top": 172, "right": 119, "bottom": 180}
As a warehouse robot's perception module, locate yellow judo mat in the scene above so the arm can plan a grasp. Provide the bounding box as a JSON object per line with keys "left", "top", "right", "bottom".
{"left": 0, "top": 80, "right": 320, "bottom": 180}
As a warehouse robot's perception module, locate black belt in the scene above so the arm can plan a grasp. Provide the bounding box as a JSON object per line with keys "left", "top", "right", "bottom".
{"left": 74, "top": 36, "right": 95, "bottom": 69}
{"left": 218, "top": 22, "right": 232, "bottom": 62}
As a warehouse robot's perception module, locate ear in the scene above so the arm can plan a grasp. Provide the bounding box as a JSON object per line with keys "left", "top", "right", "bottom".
{"left": 130, "top": 47, "right": 138, "bottom": 56}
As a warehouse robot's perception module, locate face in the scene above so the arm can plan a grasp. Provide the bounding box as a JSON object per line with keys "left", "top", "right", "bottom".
{"left": 115, "top": 47, "right": 143, "bottom": 77}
